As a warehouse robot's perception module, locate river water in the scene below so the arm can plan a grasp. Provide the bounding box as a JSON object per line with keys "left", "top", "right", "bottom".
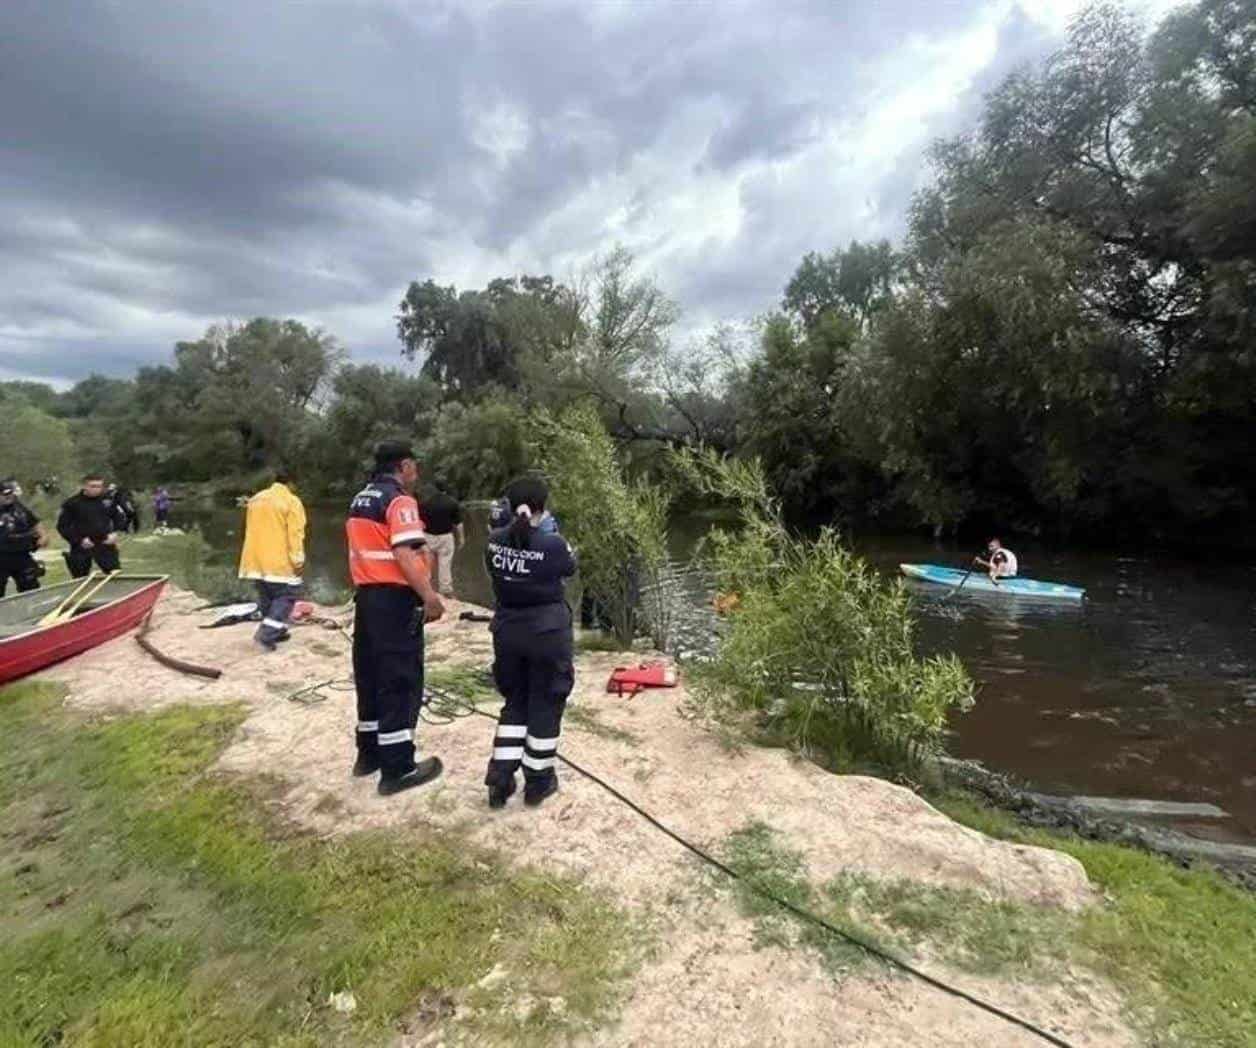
{"left": 181, "top": 500, "right": 1256, "bottom": 841}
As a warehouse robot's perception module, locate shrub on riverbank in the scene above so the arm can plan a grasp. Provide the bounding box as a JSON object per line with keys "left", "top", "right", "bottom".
{"left": 531, "top": 404, "right": 672, "bottom": 649}
{"left": 677, "top": 448, "right": 973, "bottom": 772}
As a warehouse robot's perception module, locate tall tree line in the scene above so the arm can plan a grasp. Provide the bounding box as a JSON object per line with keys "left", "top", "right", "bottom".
{"left": 1, "top": 0, "right": 1250, "bottom": 549}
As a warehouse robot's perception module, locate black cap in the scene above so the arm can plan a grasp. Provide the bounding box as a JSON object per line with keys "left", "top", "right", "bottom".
{"left": 0, "top": 480, "right": 15, "bottom": 495}
{"left": 373, "top": 440, "right": 417, "bottom": 470}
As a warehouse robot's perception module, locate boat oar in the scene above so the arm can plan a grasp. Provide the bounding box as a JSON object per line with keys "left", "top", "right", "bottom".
{"left": 37, "top": 571, "right": 100, "bottom": 626}
{"left": 942, "top": 558, "right": 980, "bottom": 600}
{"left": 45, "top": 571, "right": 119, "bottom": 625}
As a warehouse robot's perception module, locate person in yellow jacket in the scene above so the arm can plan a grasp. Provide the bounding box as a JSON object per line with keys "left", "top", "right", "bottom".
{"left": 238, "top": 468, "right": 307, "bottom": 651}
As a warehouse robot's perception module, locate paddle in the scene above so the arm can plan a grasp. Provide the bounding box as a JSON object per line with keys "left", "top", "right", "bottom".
{"left": 942, "top": 557, "right": 981, "bottom": 600}
{"left": 38, "top": 571, "right": 100, "bottom": 626}
{"left": 43, "top": 571, "right": 118, "bottom": 625}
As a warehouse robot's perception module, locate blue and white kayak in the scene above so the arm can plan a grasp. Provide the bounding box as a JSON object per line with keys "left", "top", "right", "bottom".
{"left": 900, "top": 564, "right": 1085, "bottom": 601}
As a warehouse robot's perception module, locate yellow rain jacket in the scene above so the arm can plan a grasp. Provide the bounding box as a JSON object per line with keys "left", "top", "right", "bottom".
{"left": 238, "top": 482, "right": 307, "bottom": 585}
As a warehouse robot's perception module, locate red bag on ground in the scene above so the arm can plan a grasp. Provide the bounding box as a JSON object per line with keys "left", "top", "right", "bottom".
{"left": 607, "top": 662, "right": 678, "bottom": 697}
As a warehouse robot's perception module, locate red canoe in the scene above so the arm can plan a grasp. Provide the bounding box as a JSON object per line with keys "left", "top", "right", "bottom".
{"left": 0, "top": 575, "right": 168, "bottom": 686}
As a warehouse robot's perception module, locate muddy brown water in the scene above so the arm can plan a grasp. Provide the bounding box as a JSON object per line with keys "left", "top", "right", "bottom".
{"left": 180, "top": 500, "right": 1256, "bottom": 842}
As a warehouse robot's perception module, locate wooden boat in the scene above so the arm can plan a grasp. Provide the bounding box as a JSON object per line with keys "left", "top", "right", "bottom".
{"left": 900, "top": 563, "right": 1085, "bottom": 601}
{"left": 0, "top": 575, "right": 168, "bottom": 686}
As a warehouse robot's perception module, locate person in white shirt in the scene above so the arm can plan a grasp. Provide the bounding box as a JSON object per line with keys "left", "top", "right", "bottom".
{"left": 975, "top": 537, "right": 1018, "bottom": 582}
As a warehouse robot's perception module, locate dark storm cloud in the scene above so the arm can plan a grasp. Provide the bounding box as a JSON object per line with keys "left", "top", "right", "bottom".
{"left": 0, "top": 0, "right": 1079, "bottom": 386}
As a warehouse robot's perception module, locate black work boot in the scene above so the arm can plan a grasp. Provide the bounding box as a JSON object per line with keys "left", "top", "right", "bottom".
{"left": 523, "top": 776, "right": 558, "bottom": 808}
{"left": 487, "top": 778, "right": 517, "bottom": 810}
{"left": 352, "top": 753, "right": 381, "bottom": 777}
{"left": 378, "top": 756, "right": 444, "bottom": 796}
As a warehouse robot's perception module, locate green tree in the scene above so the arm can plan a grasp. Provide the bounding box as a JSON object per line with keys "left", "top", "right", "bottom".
{"left": 730, "top": 311, "right": 880, "bottom": 524}
{"left": 783, "top": 240, "right": 900, "bottom": 330}
{"left": 114, "top": 319, "right": 342, "bottom": 487}
{"left": 0, "top": 381, "right": 60, "bottom": 414}
{"left": 530, "top": 404, "right": 672, "bottom": 647}
{"left": 419, "top": 396, "right": 531, "bottom": 498}
{"left": 310, "top": 365, "right": 441, "bottom": 491}
{"left": 0, "top": 403, "right": 78, "bottom": 490}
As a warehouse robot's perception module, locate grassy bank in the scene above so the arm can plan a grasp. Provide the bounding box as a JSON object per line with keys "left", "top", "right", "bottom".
{"left": 0, "top": 682, "right": 635, "bottom": 1045}
{"left": 715, "top": 811, "right": 1256, "bottom": 1046}
{"left": 35, "top": 529, "right": 250, "bottom": 604}
{"left": 930, "top": 791, "right": 1256, "bottom": 1047}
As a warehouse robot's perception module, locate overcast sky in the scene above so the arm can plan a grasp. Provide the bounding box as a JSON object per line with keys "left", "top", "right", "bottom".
{"left": 0, "top": 0, "right": 1181, "bottom": 387}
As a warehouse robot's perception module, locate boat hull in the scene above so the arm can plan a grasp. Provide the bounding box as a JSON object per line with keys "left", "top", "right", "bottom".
{"left": 0, "top": 576, "right": 168, "bottom": 686}
{"left": 899, "top": 563, "right": 1085, "bottom": 601}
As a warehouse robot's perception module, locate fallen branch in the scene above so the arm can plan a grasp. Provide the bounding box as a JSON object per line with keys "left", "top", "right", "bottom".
{"left": 136, "top": 614, "right": 223, "bottom": 680}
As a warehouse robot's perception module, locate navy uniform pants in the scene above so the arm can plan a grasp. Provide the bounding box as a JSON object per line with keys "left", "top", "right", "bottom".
{"left": 485, "top": 613, "right": 574, "bottom": 790}
{"left": 0, "top": 552, "right": 40, "bottom": 597}
{"left": 65, "top": 543, "right": 120, "bottom": 579}
{"left": 254, "top": 580, "right": 300, "bottom": 646}
{"left": 353, "top": 585, "right": 424, "bottom": 776}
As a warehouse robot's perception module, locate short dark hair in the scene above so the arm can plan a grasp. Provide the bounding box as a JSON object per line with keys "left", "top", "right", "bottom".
{"left": 374, "top": 439, "right": 417, "bottom": 473}
{"left": 273, "top": 466, "right": 294, "bottom": 484}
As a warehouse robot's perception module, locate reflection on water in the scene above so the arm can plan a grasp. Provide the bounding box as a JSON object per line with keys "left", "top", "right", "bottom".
{"left": 180, "top": 498, "right": 1256, "bottom": 840}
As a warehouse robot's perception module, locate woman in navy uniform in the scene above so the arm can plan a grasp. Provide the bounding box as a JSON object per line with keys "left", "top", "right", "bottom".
{"left": 483, "top": 476, "right": 576, "bottom": 809}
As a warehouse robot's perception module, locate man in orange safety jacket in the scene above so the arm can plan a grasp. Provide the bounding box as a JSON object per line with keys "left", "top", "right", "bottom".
{"left": 346, "top": 440, "right": 446, "bottom": 796}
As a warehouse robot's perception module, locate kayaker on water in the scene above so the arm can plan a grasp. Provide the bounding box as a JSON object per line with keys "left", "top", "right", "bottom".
{"left": 975, "top": 537, "right": 1018, "bottom": 584}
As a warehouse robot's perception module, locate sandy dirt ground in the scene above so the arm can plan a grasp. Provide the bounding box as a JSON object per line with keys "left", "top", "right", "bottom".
{"left": 46, "top": 589, "right": 1138, "bottom": 1048}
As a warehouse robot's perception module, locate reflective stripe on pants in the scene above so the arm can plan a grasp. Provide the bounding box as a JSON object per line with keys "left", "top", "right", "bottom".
{"left": 254, "top": 580, "right": 300, "bottom": 645}
{"left": 484, "top": 620, "right": 573, "bottom": 789}
{"left": 353, "top": 585, "right": 424, "bottom": 776}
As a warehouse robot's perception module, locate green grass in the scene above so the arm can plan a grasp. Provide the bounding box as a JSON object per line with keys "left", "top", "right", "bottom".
{"left": 715, "top": 822, "right": 889, "bottom": 975}
{"left": 823, "top": 872, "right": 1071, "bottom": 976}
{"left": 929, "top": 790, "right": 1256, "bottom": 1048}
{"left": 718, "top": 812, "right": 1256, "bottom": 1047}
{"left": 37, "top": 529, "right": 250, "bottom": 603}
{"left": 0, "top": 682, "right": 636, "bottom": 1046}
{"left": 425, "top": 664, "right": 498, "bottom": 706}
{"left": 575, "top": 631, "right": 625, "bottom": 654}
{"left": 564, "top": 705, "right": 641, "bottom": 746}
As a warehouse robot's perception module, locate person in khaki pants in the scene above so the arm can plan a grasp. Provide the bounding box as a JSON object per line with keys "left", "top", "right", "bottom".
{"left": 419, "top": 477, "right": 464, "bottom": 597}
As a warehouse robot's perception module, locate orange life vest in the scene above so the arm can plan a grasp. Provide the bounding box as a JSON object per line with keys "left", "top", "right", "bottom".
{"left": 345, "top": 474, "right": 429, "bottom": 588}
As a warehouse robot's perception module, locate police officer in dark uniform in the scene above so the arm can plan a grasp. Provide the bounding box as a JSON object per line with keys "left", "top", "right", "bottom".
{"left": 109, "top": 484, "right": 141, "bottom": 533}
{"left": 345, "top": 441, "right": 446, "bottom": 796}
{"left": 56, "top": 474, "right": 128, "bottom": 578}
{"left": 483, "top": 475, "right": 576, "bottom": 809}
{"left": 0, "top": 479, "right": 47, "bottom": 597}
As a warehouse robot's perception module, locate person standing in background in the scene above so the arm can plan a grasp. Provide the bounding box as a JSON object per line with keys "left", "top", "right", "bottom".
{"left": 0, "top": 479, "right": 47, "bottom": 596}
{"left": 418, "top": 477, "right": 464, "bottom": 598}
{"left": 57, "top": 475, "right": 128, "bottom": 578}
{"left": 108, "top": 483, "right": 141, "bottom": 533}
{"left": 153, "top": 487, "right": 172, "bottom": 530}
{"left": 238, "top": 468, "right": 307, "bottom": 652}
